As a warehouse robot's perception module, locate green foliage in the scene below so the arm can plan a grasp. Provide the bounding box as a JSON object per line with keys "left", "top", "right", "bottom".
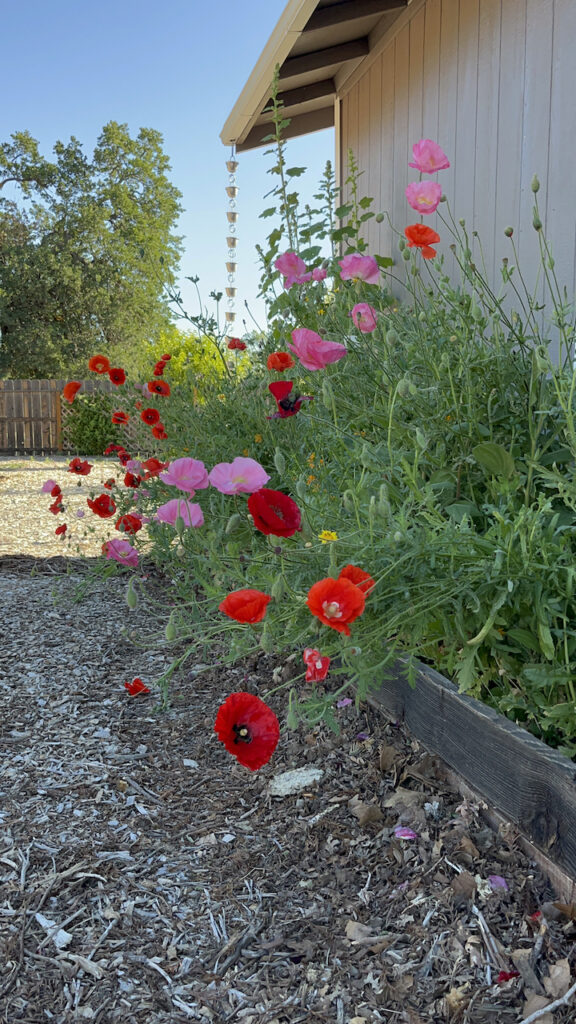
{"left": 0, "top": 122, "right": 183, "bottom": 378}
{"left": 63, "top": 392, "right": 122, "bottom": 455}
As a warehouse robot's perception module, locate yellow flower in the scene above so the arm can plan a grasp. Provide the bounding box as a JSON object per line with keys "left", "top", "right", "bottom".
{"left": 307, "top": 474, "right": 316, "bottom": 485}
{"left": 242, "top": 448, "right": 250, "bottom": 456}
{"left": 318, "top": 530, "right": 338, "bottom": 544}
{"left": 307, "top": 452, "right": 316, "bottom": 467}
{"left": 254, "top": 434, "right": 263, "bottom": 443}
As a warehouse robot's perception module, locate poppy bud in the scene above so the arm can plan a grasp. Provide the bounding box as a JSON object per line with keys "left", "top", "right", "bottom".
{"left": 504, "top": 226, "right": 514, "bottom": 237}
{"left": 273, "top": 447, "right": 286, "bottom": 475}
{"left": 531, "top": 175, "right": 540, "bottom": 193}
{"left": 271, "top": 576, "right": 285, "bottom": 600}
{"left": 375, "top": 212, "right": 384, "bottom": 223}
{"left": 397, "top": 377, "right": 411, "bottom": 397}
{"left": 368, "top": 495, "right": 377, "bottom": 526}
{"left": 398, "top": 238, "right": 406, "bottom": 252}
{"left": 259, "top": 625, "right": 274, "bottom": 653}
{"left": 393, "top": 531, "right": 403, "bottom": 543}
{"left": 165, "top": 614, "right": 177, "bottom": 641}
{"left": 402, "top": 248, "right": 411, "bottom": 261}
{"left": 342, "top": 489, "right": 356, "bottom": 513}
{"left": 386, "top": 329, "right": 399, "bottom": 346}
{"left": 175, "top": 515, "right": 185, "bottom": 537}
{"left": 533, "top": 211, "right": 542, "bottom": 231}
{"left": 125, "top": 578, "right": 138, "bottom": 610}
{"left": 225, "top": 512, "right": 243, "bottom": 535}
{"left": 295, "top": 476, "right": 308, "bottom": 499}
{"left": 321, "top": 379, "right": 334, "bottom": 410}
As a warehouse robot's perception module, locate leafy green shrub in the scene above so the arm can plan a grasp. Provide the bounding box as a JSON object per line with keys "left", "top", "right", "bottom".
{"left": 63, "top": 391, "right": 122, "bottom": 455}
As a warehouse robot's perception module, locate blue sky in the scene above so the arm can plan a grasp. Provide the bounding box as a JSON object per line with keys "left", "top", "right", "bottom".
{"left": 2, "top": 0, "right": 332, "bottom": 334}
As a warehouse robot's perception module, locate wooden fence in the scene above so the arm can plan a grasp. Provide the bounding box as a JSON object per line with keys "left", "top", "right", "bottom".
{"left": 0, "top": 379, "right": 116, "bottom": 455}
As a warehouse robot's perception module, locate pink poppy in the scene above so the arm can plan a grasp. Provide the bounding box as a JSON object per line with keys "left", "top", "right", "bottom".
{"left": 209, "top": 457, "right": 270, "bottom": 495}
{"left": 275, "top": 252, "right": 311, "bottom": 289}
{"left": 394, "top": 826, "right": 419, "bottom": 840}
{"left": 338, "top": 253, "right": 380, "bottom": 284}
{"left": 351, "top": 303, "right": 378, "bottom": 333}
{"left": 405, "top": 180, "right": 442, "bottom": 214}
{"left": 155, "top": 499, "right": 204, "bottom": 528}
{"left": 408, "top": 139, "right": 450, "bottom": 174}
{"left": 288, "top": 328, "right": 347, "bottom": 371}
{"left": 159, "top": 457, "right": 209, "bottom": 494}
{"left": 41, "top": 479, "right": 58, "bottom": 494}
{"left": 311, "top": 266, "right": 327, "bottom": 281}
{"left": 102, "top": 537, "right": 139, "bottom": 568}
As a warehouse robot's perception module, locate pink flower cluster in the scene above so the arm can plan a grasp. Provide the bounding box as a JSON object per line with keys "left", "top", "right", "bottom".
{"left": 405, "top": 139, "right": 450, "bottom": 216}
{"left": 275, "top": 252, "right": 327, "bottom": 290}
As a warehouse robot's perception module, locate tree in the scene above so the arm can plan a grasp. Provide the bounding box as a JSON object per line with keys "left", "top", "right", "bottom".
{"left": 0, "top": 123, "right": 183, "bottom": 378}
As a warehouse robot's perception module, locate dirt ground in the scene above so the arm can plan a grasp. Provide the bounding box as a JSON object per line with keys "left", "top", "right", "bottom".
{"left": 1, "top": 461, "right": 575, "bottom": 1023}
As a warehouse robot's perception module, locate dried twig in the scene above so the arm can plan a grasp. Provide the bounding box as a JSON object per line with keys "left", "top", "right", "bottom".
{"left": 518, "top": 978, "right": 576, "bottom": 1024}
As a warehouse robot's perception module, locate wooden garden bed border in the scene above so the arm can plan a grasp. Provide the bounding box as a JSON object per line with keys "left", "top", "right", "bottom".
{"left": 369, "top": 659, "right": 576, "bottom": 900}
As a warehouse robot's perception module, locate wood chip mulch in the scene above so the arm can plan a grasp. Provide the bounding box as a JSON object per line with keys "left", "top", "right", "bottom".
{"left": 1, "top": 459, "right": 576, "bottom": 1023}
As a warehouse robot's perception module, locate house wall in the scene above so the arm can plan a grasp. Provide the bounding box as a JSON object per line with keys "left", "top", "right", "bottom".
{"left": 339, "top": 0, "right": 576, "bottom": 325}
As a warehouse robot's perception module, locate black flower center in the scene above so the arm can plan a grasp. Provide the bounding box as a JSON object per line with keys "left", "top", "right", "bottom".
{"left": 232, "top": 723, "right": 252, "bottom": 745}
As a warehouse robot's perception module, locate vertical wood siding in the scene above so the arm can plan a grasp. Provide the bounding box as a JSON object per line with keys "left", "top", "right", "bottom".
{"left": 339, "top": 0, "right": 576, "bottom": 326}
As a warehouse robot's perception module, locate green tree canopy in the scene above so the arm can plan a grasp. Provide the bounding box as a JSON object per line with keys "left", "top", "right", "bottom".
{"left": 0, "top": 123, "right": 183, "bottom": 378}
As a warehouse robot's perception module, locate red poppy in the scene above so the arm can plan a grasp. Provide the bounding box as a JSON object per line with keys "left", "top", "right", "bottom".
{"left": 161, "top": 353, "right": 171, "bottom": 361}
{"left": 405, "top": 224, "right": 441, "bottom": 259}
{"left": 148, "top": 380, "right": 170, "bottom": 396}
{"left": 54, "top": 523, "right": 68, "bottom": 536}
{"left": 151, "top": 423, "right": 168, "bottom": 439}
{"left": 50, "top": 484, "right": 62, "bottom": 497}
{"left": 247, "top": 488, "right": 301, "bottom": 538}
{"left": 103, "top": 477, "right": 116, "bottom": 489}
{"left": 116, "top": 513, "right": 142, "bottom": 535}
{"left": 87, "top": 493, "right": 116, "bottom": 518}
{"left": 68, "top": 457, "right": 93, "bottom": 476}
{"left": 88, "top": 354, "right": 111, "bottom": 374}
{"left": 268, "top": 380, "right": 313, "bottom": 419}
{"left": 303, "top": 648, "right": 331, "bottom": 682}
{"left": 152, "top": 360, "right": 167, "bottom": 376}
{"left": 219, "top": 588, "right": 271, "bottom": 623}
{"left": 124, "top": 678, "right": 150, "bottom": 697}
{"left": 267, "top": 351, "right": 295, "bottom": 372}
{"left": 109, "top": 367, "right": 127, "bottom": 386}
{"left": 49, "top": 499, "right": 64, "bottom": 514}
{"left": 306, "top": 576, "right": 366, "bottom": 636}
{"left": 141, "top": 407, "right": 160, "bottom": 425}
{"left": 141, "top": 456, "right": 169, "bottom": 478}
{"left": 227, "top": 337, "right": 247, "bottom": 351}
{"left": 123, "top": 472, "right": 141, "bottom": 489}
{"left": 214, "top": 692, "right": 280, "bottom": 770}
{"left": 62, "top": 381, "right": 82, "bottom": 403}
{"left": 111, "top": 410, "right": 130, "bottom": 425}
{"left": 338, "top": 564, "right": 376, "bottom": 595}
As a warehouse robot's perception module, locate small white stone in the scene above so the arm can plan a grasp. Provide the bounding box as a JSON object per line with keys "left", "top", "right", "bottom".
{"left": 268, "top": 766, "right": 324, "bottom": 797}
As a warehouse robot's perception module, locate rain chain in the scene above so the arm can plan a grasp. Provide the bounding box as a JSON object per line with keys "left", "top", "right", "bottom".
{"left": 225, "top": 148, "right": 238, "bottom": 342}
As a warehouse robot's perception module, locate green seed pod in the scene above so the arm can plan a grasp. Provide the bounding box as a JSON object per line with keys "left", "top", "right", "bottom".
{"left": 273, "top": 447, "right": 286, "bottom": 475}
{"left": 225, "top": 512, "right": 243, "bottom": 535}
{"left": 531, "top": 174, "right": 540, "bottom": 193}
{"left": 375, "top": 212, "right": 384, "bottom": 223}
{"left": 125, "top": 578, "right": 138, "bottom": 610}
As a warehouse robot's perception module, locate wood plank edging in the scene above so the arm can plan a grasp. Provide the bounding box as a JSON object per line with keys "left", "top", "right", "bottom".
{"left": 368, "top": 658, "right": 576, "bottom": 887}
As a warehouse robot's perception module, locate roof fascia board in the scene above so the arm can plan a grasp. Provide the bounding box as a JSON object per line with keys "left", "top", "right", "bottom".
{"left": 334, "top": 0, "right": 425, "bottom": 95}
{"left": 220, "top": 0, "right": 319, "bottom": 146}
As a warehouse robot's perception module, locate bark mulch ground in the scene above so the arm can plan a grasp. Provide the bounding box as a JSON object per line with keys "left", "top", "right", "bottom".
{"left": 1, "top": 460, "right": 576, "bottom": 1023}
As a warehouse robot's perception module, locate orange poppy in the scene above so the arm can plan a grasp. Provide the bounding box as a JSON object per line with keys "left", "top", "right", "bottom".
{"left": 306, "top": 576, "right": 366, "bottom": 635}
{"left": 219, "top": 588, "right": 271, "bottom": 624}
{"left": 62, "top": 381, "right": 82, "bottom": 403}
{"left": 338, "top": 564, "right": 375, "bottom": 595}
{"left": 405, "top": 223, "right": 441, "bottom": 259}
